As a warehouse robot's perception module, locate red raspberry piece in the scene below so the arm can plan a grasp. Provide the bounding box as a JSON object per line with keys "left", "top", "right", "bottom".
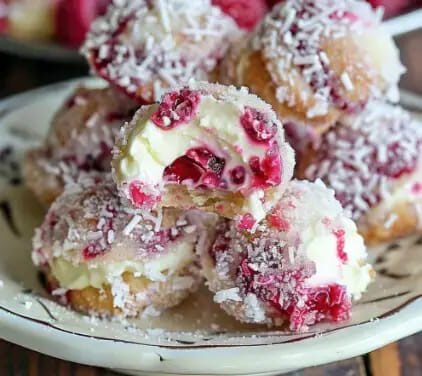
{"left": 240, "top": 107, "right": 277, "bottom": 145}
{"left": 129, "top": 181, "right": 159, "bottom": 208}
{"left": 230, "top": 166, "right": 246, "bottom": 185}
{"left": 249, "top": 144, "right": 282, "bottom": 189}
{"left": 237, "top": 213, "right": 256, "bottom": 230}
{"left": 212, "top": 0, "right": 268, "bottom": 31}
{"left": 164, "top": 147, "right": 226, "bottom": 188}
{"left": 164, "top": 155, "right": 204, "bottom": 184}
{"left": 54, "top": 0, "right": 100, "bottom": 48}
{"left": 367, "top": 0, "right": 414, "bottom": 18}
{"left": 333, "top": 229, "right": 347, "bottom": 263}
{"left": 151, "top": 89, "right": 201, "bottom": 130}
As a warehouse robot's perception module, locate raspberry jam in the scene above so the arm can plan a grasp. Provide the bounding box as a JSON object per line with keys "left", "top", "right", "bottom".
{"left": 238, "top": 257, "right": 351, "bottom": 331}
{"left": 237, "top": 213, "right": 256, "bottom": 230}
{"left": 333, "top": 229, "right": 348, "bottom": 263}
{"left": 249, "top": 143, "right": 282, "bottom": 188}
{"left": 129, "top": 181, "right": 159, "bottom": 209}
{"left": 151, "top": 89, "right": 201, "bottom": 130}
{"left": 164, "top": 147, "right": 227, "bottom": 188}
{"left": 268, "top": 212, "right": 290, "bottom": 231}
{"left": 283, "top": 284, "right": 352, "bottom": 331}
{"left": 230, "top": 166, "right": 246, "bottom": 185}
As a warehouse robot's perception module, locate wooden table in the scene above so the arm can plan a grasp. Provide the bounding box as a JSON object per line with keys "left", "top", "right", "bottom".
{"left": 0, "top": 28, "right": 421, "bottom": 376}
{"left": 0, "top": 332, "right": 421, "bottom": 375}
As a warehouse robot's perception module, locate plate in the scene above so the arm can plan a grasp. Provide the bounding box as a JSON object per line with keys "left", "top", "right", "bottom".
{"left": 0, "top": 36, "right": 83, "bottom": 63}
{"left": 0, "top": 79, "right": 422, "bottom": 376}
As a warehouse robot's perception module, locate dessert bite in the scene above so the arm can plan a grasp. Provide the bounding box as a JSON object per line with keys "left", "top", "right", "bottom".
{"left": 223, "top": 0, "right": 405, "bottom": 135}
{"left": 112, "top": 82, "right": 295, "bottom": 228}
{"left": 298, "top": 102, "right": 422, "bottom": 245}
{"left": 82, "top": 0, "right": 241, "bottom": 104}
{"left": 201, "top": 180, "right": 373, "bottom": 332}
{"left": 23, "top": 86, "right": 136, "bottom": 205}
{"left": 32, "top": 182, "right": 207, "bottom": 317}
{"left": 212, "top": 0, "right": 268, "bottom": 31}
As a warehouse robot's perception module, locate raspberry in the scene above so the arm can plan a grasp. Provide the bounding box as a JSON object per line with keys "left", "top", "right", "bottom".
{"left": 240, "top": 107, "right": 277, "bottom": 144}
{"left": 151, "top": 89, "right": 201, "bottom": 130}
{"left": 212, "top": 0, "right": 268, "bottom": 31}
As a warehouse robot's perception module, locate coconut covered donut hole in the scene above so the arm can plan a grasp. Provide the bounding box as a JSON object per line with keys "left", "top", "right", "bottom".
{"left": 201, "top": 180, "right": 373, "bottom": 332}
{"left": 298, "top": 102, "right": 422, "bottom": 245}
{"left": 32, "top": 182, "right": 206, "bottom": 317}
{"left": 23, "top": 86, "right": 136, "bottom": 205}
{"left": 112, "top": 82, "right": 295, "bottom": 229}
{"left": 224, "top": 0, "right": 404, "bottom": 134}
{"left": 82, "top": 0, "right": 242, "bottom": 104}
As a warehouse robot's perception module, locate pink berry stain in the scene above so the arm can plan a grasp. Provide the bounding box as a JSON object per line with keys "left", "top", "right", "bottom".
{"left": 151, "top": 89, "right": 201, "bottom": 130}
{"left": 243, "top": 262, "right": 351, "bottom": 331}
{"left": 333, "top": 229, "right": 348, "bottom": 263}
{"left": 82, "top": 214, "right": 116, "bottom": 261}
{"left": 240, "top": 107, "right": 277, "bottom": 145}
{"left": 268, "top": 212, "right": 290, "bottom": 231}
{"left": 237, "top": 213, "right": 256, "bottom": 230}
{"left": 329, "top": 10, "right": 359, "bottom": 22}
{"left": 411, "top": 182, "right": 422, "bottom": 196}
{"left": 232, "top": 237, "right": 351, "bottom": 331}
{"left": 129, "top": 181, "right": 159, "bottom": 209}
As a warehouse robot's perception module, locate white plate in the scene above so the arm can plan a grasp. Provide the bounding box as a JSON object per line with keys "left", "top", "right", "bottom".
{"left": 0, "top": 79, "right": 422, "bottom": 376}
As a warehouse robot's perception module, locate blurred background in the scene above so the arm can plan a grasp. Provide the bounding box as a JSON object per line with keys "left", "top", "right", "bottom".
{"left": 0, "top": 0, "right": 420, "bottom": 97}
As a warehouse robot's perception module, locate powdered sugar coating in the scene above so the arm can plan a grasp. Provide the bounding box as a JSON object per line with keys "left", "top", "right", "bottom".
{"left": 113, "top": 82, "right": 295, "bottom": 224}
{"left": 202, "top": 180, "right": 373, "bottom": 331}
{"left": 82, "top": 0, "right": 242, "bottom": 103}
{"left": 302, "top": 102, "right": 422, "bottom": 222}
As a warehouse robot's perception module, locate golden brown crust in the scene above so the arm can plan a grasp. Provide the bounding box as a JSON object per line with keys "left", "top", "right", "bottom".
{"left": 359, "top": 201, "right": 420, "bottom": 246}
{"left": 23, "top": 148, "right": 63, "bottom": 206}
{"left": 163, "top": 184, "right": 249, "bottom": 219}
{"left": 45, "top": 267, "right": 201, "bottom": 317}
{"left": 229, "top": 35, "right": 386, "bottom": 135}
{"left": 235, "top": 50, "right": 338, "bottom": 134}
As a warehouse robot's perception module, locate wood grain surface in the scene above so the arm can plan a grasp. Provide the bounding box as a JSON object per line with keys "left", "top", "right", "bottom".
{"left": 1, "top": 333, "right": 422, "bottom": 375}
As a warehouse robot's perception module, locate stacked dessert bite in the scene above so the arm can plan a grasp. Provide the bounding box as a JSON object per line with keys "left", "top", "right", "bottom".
{"left": 27, "top": 0, "right": 412, "bottom": 333}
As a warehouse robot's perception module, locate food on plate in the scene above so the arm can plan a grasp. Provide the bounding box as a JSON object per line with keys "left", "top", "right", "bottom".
{"left": 298, "top": 102, "right": 422, "bottom": 245}
{"left": 112, "top": 82, "right": 295, "bottom": 228}
{"left": 32, "top": 182, "right": 209, "bottom": 317}
{"left": 82, "top": 0, "right": 242, "bottom": 104}
{"left": 201, "top": 179, "right": 374, "bottom": 331}
{"left": 23, "top": 86, "right": 136, "bottom": 205}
